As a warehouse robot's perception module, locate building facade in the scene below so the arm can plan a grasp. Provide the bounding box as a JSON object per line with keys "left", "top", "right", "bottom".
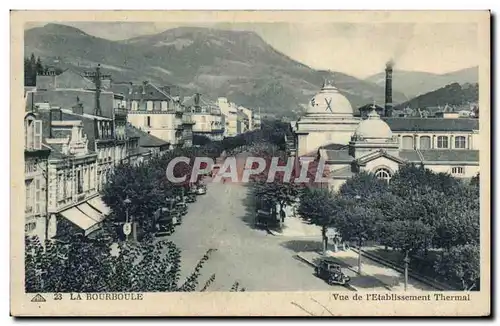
{"left": 125, "top": 81, "right": 193, "bottom": 147}
{"left": 217, "top": 97, "right": 238, "bottom": 137}
{"left": 292, "top": 80, "right": 480, "bottom": 191}
{"left": 24, "top": 113, "right": 51, "bottom": 242}
{"left": 184, "top": 94, "right": 224, "bottom": 141}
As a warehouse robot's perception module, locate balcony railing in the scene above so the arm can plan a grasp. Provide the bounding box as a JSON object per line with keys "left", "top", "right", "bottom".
{"left": 114, "top": 108, "right": 129, "bottom": 117}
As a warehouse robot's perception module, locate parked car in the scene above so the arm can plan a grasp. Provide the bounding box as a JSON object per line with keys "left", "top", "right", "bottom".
{"left": 314, "top": 259, "right": 351, "bottom": 286}
{"left": 196, "top": 184, "right": 207, "bottom": 195}
{"left": 176, "top": 201, "right": 188, "bottom": 216}
{"left": 186, "top": 194, "right": 197, "bottom": 203}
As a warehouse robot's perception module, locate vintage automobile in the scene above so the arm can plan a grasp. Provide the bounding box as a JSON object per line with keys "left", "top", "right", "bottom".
{"left": 196, "top": 184, "right": 207, "bottom": 195}
{"left": 176, "top": 201, "right": 188, "bottom": 216}
{"left": 186, "top": 193, "right": 197, "bottom": 203}
{"left": 154, "top": 207, "right": 176, "bottom": 237}
{"left": 314, "top": 259, "right": 351, "bottom": 286}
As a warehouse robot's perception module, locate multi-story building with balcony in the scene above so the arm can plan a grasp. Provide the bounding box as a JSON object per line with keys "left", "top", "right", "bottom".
{"left": 184, "top": 93, "right": 224, "bottom": 141}
{"left": 125, "top": 81, "right": 193, "bottom": 147}
{"left": 32, "top": 107, "right": 110, "bottom": 240}
{"left": 24, "top": 112, "right": 51, "bottom": 243}
{"left": 238, "top": 106, "right": 254, "bottom": 132}
{"left": 217, "top": 97, "right": 238, "bottom": 137}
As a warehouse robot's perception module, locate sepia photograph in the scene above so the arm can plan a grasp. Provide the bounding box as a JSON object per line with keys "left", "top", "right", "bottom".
{"left": 10, "top": 10, "right": 490, "bottom": 316}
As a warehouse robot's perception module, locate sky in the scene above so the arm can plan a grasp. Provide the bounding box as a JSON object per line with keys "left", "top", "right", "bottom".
{"left": 26, "top": 22, "right": 479, "bottom": 78}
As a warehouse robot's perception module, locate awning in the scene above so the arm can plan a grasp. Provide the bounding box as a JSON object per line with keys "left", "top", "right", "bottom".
{"left": 60, "top": 207, "right": 101, "bottom": 236}
{"left": 78, "top": 202, "right": 105, "bottom": 223}
{"left": 87, "top": 197, "right": 111, "bottom": 216}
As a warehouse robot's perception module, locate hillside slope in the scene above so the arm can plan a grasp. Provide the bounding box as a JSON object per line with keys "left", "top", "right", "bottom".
{"left": 25, "top": 24, "right": 407, "bottom": 117}
{"left": 365, "top": 66, "right": 478, "bottom": 99}
{"left": 394, "top": 82, "right": 478, "bottom": 109}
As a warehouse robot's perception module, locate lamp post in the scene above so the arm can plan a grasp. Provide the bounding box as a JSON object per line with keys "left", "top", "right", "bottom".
{"left": 355, "top": 195, "right": 362, "bottom": 275}
{"left": 403, "top": 251, "right": 410, "bottom": 291}
{"left": 123, "top": 197, "right": 132, "bottom": 241}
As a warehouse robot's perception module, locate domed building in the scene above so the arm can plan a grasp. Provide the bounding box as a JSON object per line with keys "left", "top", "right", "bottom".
{"left": 291, "top": 76, "right": 480, "bottom": 190}
{"left": 293, "top": 79, "right": 360, "bottom": 157}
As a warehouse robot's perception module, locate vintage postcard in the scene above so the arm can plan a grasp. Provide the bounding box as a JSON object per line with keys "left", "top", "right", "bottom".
{"left": 10, "top": 10, "right": 490, "bottom": 316}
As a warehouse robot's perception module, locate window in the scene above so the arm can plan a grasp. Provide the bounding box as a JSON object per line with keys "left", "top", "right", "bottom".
{"left": 419, "top": 136, "right": 431, "bottom": 149}
{"left": 451, "top": 167, "right": 465, "bottom": 175}
{"left": 375, "top": 168, "right": 392, "bottom": 183}
{"left": 77, "top": 170, "right": 83, "bottom": 194}
{"left": 34, "top": 120, "right": 42, "bottom": 150}
{"left": 455, "top": 136, "right": 466, "bottom": 149}
{"left": 132, "top": 101, "right": 138, "bottom": 111}
{"left": 146, "top": 116, "right": 151, "bottom": 127}
{"left": 35, "top": 178, "right": 41, "bottom": 214}
{"left": 25, "top": 179, "right": 33, "bottom": 213}
{"left": 147, "top": 101, "right": 153, "bottom": 111}
{"left": 402, "top": 136, "right": 414, "bottom": 149}
{"left": 437, "top": 136, "right": 449, "bottom": 149}
{"left": 25, "top": 119, "right": 34, "bottom": 150}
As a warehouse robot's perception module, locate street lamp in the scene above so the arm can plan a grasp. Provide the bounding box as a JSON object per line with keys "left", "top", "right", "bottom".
{"left": 355, "top": 195, "right": 362, "bottom": 275}
{"left": 403, "top": 252, "right": 410, "bottom": 291}
{"left": 123, "top": 197, "right": 132, "bottom": 241}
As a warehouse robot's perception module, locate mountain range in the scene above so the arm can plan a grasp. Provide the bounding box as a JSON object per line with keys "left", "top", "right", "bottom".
{"left": 365, "top": 66, "right": 478, "bottom": 99}
{"left": 25, "top": 23, "right": 474, "bottom": 118}
{"left": 395, "top": 82, "right": 478, "bottom": 110}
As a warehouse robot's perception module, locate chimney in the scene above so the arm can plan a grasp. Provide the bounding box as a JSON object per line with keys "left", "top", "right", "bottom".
{"left": 385, "top": 60, "right": 394, "bottom": 117}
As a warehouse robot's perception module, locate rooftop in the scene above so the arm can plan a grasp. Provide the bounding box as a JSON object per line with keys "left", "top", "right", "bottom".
{"left": 384, "top": 118, "right": 479, "bottom": 132}
{"left": 125, "top": 124, "right": 170, "bottom": 148}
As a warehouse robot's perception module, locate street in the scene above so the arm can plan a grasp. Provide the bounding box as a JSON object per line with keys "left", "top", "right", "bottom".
{"left": 169, "top": 179, "right": 348, "bottom": 292}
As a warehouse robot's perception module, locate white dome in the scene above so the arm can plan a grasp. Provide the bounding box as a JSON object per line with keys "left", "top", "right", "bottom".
{"left": 354, "top": 109, "right": 393, "bottom": 140}
{"left": 307, "top": 81, "right": 353, "bottom": 117}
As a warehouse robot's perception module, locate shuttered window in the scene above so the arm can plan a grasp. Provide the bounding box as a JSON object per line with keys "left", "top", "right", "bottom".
{"left": 419, "top": 136, "right": 431, "bottom": 149}
{"left": 455, "top": 136, "right": 466, "bottom": 149}
{"left": 34, "top": 120, "right": 42, "bottom": 150}
{"left": 402, "top": 136, "right": 414, "bottom": 149}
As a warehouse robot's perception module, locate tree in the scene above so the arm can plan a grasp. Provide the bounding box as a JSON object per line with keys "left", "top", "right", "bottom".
{"left": 338, "top": 171, "right": 388, "bottom": 201}
{"left": 378, "top": 219, "right": 434, "bottom": 290}
{"left": 25, "top": 235, "right": 216, "bottom": 292}
{"left": 298, "top": 187, "right": 338, "bottom": 254}
{"left": 334, "top": 201, "right": 383, "bottom": 274}
{"left": 434, "top": 244, "right": 480, "bottom": 291}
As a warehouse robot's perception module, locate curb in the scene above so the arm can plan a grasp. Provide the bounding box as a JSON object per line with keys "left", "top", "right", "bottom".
{"left": 352, "top": 248, "right": 454, "bottom": 291}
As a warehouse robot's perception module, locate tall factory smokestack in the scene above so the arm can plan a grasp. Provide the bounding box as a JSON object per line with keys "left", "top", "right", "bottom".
{"left": 385, "top": 60, "right": 394, "bottom": 117}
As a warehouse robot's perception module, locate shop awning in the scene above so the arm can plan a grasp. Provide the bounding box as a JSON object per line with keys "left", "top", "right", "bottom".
{"left": 78, "top": 202, "right": 105, "bottom": 223}
{"left": 87, "top": 197, "right": 111, "bottom": 216}
{"left": 60, "top": 207, "right": 100, "bottom": 236}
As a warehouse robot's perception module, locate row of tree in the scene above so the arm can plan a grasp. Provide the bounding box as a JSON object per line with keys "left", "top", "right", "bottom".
{"left": 298, "top": 166, "right": 480, "bottom": 290}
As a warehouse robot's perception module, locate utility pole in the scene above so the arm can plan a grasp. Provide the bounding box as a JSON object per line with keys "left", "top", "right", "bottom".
{"left": 94, "top": 64, "right": 102, "bottom": 116}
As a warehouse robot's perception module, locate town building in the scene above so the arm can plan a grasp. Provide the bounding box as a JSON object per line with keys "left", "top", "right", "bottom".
{"left": 24, "top": 66, "right": 164, "bottom": 241}
{"left": 24, "top": 112, "right": 51, "bottom": 242}
{"left": 291, "top": 72, "right": 480, "bottom": 190}
{"left": 124, "top": 81, "right": 194, "bottom": 148}
{"left": 184, "top": 93, "right": 224, "bottom": 141}
{"left": 238, "top": 106, "right": 254, "bottom": 131}
{"left": 236, "top": 110, "right": 250, "bottom": 134}
{"left": 217, "top": 97, "right": 238, "bottom": 137}
{"left": 35, "top": 108, "right": 108, "bottom": 240}
{"left": 253, "top": 109, "right": 262, "bottom": 130}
